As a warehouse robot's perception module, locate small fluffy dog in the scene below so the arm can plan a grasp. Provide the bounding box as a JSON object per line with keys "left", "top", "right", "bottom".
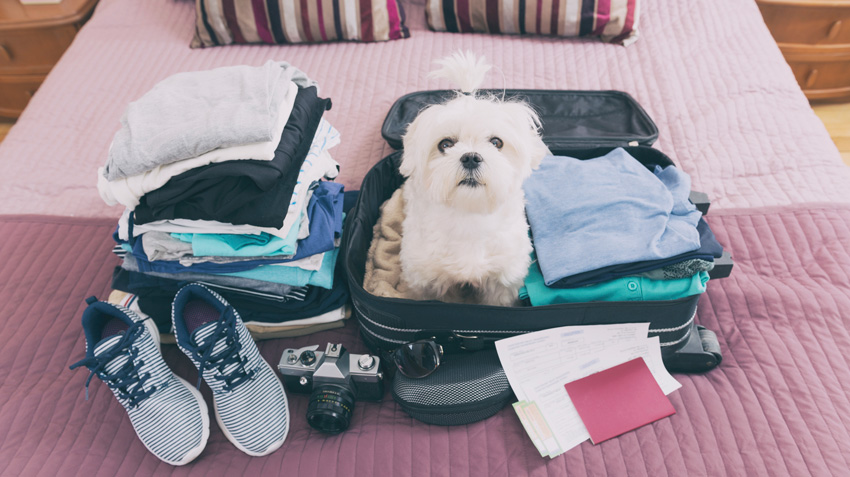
{"left": 398, "top": 51, "right": 550, "bottom": 306}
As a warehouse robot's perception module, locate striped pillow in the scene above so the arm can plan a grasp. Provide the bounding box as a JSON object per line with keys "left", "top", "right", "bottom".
{"left": 191, "top": 0, "right": 410, "bottom": 47}
{"left": 426, "top": 0, "right": 639, "bottom": 45}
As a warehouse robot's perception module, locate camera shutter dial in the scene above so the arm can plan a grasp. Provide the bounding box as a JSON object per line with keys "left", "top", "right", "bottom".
{"left": 357, "top": 354, "right": 376, "bottom": 370}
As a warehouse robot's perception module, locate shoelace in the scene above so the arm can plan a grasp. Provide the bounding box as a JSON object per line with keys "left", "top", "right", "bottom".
{"left": 190, "top": 306, "right": 256, "bottom": 392}
{"left": 69, "top": 324, "right": 157, "bottom": 408}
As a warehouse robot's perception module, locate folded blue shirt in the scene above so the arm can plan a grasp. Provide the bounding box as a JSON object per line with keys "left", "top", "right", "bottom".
{"left": 172, "top": 209, "right": 302, "bottom": 257}
{"left": 523, "top": 148, "right": 703, "bottom": 286}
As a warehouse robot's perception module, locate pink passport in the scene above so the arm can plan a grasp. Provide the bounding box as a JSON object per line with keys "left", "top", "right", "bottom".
{"left": 564, "top": 357, "right": 675, "bottom": 444}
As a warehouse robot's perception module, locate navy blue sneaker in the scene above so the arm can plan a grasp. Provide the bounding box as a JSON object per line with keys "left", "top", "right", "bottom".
{"left": 172, "top": 284, "right": 289, "bottom": 456}
{"left": 70, "top": 296, "right": 209, "bottom": 465}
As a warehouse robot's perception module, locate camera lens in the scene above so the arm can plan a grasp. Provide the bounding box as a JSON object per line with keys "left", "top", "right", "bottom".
{"left": 306, "top": 384, "right": 356, "bottom": 434}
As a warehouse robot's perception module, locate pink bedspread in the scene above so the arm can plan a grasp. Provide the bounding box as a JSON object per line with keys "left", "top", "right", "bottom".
{"left": 2, "top": 207, "right": 850, "bottom": 476}
{"left": 0, "top": 0, "right": 848, "bottom": 216}
{"left": 1, "top": 0, "right": 850, "bottom": 475}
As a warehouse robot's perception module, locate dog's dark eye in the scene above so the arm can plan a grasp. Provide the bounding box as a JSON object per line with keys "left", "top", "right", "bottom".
{"left": 438, "top": 138, "right": 455, "bottom": 153}
{"left": 490, "top": 137, "right": 504, "bottom": 149}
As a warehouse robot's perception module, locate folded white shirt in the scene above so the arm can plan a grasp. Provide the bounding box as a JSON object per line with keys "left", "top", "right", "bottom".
{"left": 277, "top": 119, "right": 341, "bottom": 240}
{"left": 97, "top": 81, "right": 299, "bottom": 209}
{"left": 118, "top": 207, "right": 302, "bottom": 240}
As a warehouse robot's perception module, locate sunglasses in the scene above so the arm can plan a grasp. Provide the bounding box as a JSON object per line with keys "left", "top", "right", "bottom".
{"left": 390, "top": 339, "right": 444, "bottom": 379}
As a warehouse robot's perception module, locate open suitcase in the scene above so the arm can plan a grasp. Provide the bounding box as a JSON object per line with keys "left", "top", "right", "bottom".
{"left": 342, "top": 91, "right": 732, "bottom": 404}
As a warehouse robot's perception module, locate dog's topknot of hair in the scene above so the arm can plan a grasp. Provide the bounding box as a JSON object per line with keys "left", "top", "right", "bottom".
{"left": 428, "top": 50, "right": 492, "bottom": 94}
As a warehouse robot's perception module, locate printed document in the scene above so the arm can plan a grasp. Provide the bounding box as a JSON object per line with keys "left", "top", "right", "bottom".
{"left": 496, "top": 324, "right": 681, "bottom": 458}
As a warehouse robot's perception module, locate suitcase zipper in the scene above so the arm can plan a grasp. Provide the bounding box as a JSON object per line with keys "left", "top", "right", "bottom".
{"left": 657, "top": 310, "right": 696, "bottom": 347}
{"left": 354, "top": 301, "right": 529, "bottom": 335}
{"left": 356, "top": 301, "right": 697, "bottom": 349}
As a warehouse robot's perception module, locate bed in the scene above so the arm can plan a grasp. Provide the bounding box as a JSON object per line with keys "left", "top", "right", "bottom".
{"left": 1, "top": 0, "right": 850, "bottom": 474}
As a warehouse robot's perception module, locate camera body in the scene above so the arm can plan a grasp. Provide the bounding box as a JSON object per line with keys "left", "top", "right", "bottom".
{"left": 278, "top": 343, "right": 384, "bottom": 402}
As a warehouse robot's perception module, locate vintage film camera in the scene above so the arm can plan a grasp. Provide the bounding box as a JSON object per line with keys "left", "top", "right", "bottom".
{"left": 278, "top": 343, "right": 383, "bottom": 434}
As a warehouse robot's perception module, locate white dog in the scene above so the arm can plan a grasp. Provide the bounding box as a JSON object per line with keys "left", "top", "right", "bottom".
{"left": 398, "top": 51, "right": 550, "bottom": 306}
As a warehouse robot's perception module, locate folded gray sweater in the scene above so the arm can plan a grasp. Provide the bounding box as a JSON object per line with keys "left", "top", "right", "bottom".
{"left": 103, "top": 60, "right": 317, "bottom": 180}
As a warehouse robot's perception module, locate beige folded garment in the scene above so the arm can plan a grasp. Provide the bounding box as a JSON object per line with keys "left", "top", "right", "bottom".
{"left": 363, "top": 188, "right": 410, "bottom": 299}
{"left": 244, "top": 309, "right": 349, "bottom": 340}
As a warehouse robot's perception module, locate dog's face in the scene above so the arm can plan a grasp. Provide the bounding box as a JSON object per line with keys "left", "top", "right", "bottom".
{"left": 400, "top": 95, "right": 550, "bottom": 214}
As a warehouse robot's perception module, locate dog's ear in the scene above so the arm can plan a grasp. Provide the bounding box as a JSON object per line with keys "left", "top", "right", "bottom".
{"left": 527, "top": 133, "right": 551, "bottom": 170}
{"left": 504, "top": 101, "right": 550, "bottom": 169}
{"left": 399, "top": 117, "right": 423, "bottom": 178}
{"left": 398, "top": 121, "right": 416, "bottom": 177}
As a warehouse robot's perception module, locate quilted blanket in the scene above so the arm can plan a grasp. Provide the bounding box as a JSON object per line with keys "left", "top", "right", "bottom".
{"left": 1, "top": 0, "right": 850, "bottom": 474}
{"left": 2, "top": 207, "right": 850, "bottom": 475}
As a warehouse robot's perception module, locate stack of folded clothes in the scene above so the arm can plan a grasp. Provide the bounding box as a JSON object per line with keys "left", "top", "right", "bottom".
{"left": 521, "top": 147, "right": 723, "bottom": 305}
{"left": 97, "top": 61, "right": 350, "bottom": 339}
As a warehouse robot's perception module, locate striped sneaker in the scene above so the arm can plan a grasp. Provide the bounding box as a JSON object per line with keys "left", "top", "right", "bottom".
{"left": 172, "top": 283, "right": 289, "bottom": 457}
{"left": 69, "top": 296, "right": 209, "bottom": 466}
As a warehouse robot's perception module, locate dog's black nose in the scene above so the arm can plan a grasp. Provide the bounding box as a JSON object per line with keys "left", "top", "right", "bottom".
{"left": 460, "top": 153, "right": 482, "bottom": 170}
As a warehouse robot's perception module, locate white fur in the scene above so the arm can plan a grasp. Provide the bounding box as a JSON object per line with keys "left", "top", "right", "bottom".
{"left": 428, "top": 51, "right": 492, "bottom": 94}
{"left": 399, "top": 52, "right": 550, "bottom": 306}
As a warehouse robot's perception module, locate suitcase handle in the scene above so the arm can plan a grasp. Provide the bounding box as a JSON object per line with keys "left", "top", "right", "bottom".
{"left": 662, "top": 324, "right": 723, "bottom": 373}
{"left": 689, "top": 190, "right": 735, "bottom": 280}
{"left": 708, "top": 251, "right": 733, "bottom": 279}
{"left": 690, "top": 191, "right": 710, "bottom": 215}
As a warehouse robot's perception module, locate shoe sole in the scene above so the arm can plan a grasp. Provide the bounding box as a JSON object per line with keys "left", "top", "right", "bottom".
{"left": 212, "top": 356, "right": 290, "bottom": 457}
{"left": 134, "top": 318, "right": 211, "bottom": 466}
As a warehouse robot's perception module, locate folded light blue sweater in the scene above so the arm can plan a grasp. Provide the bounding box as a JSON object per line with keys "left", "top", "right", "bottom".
{"left": 523, "top": 148, "right": 703, "bottom": 286}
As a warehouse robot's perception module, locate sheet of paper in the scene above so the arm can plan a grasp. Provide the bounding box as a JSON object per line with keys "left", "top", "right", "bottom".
{"left": 528, "top": 370, "right": 589, "bottom": 455}
{"left": 496, "top": 324, "right": 681, "bottom": 458}
{"left": 496, "top": 323, "right": 650, "bottom": 401}
{"left": 594, "top": 336, "right": 681, "bottom": 395}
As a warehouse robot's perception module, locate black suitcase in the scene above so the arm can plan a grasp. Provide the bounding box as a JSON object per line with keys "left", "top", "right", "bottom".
{"left": 343, "top": 90, "right": 730, "bottom": 374}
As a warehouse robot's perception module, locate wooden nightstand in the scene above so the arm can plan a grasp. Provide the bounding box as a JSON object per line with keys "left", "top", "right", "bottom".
{"left": 757, "top": 0, "right": 850, "bottom": 101}
{"left": 0, "top": 0, "right": 98, "bottom": 118}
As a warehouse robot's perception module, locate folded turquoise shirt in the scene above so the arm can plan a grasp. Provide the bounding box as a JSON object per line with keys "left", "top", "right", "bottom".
{"left": 172, "top": 209, "right": 302, "bottom": 258}
{"left": 220, "top": 246, "right": 338, "bottom": 289}
{"left": 171, "top": 183, "right": 345, "bottom": 260}
{"left": 520, "top": 256, "right": 709, "bottom": 306}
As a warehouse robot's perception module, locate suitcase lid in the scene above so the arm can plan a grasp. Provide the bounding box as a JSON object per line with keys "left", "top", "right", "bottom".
{"left": 381, "top": 89, "right": 659, "bottom": 150}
